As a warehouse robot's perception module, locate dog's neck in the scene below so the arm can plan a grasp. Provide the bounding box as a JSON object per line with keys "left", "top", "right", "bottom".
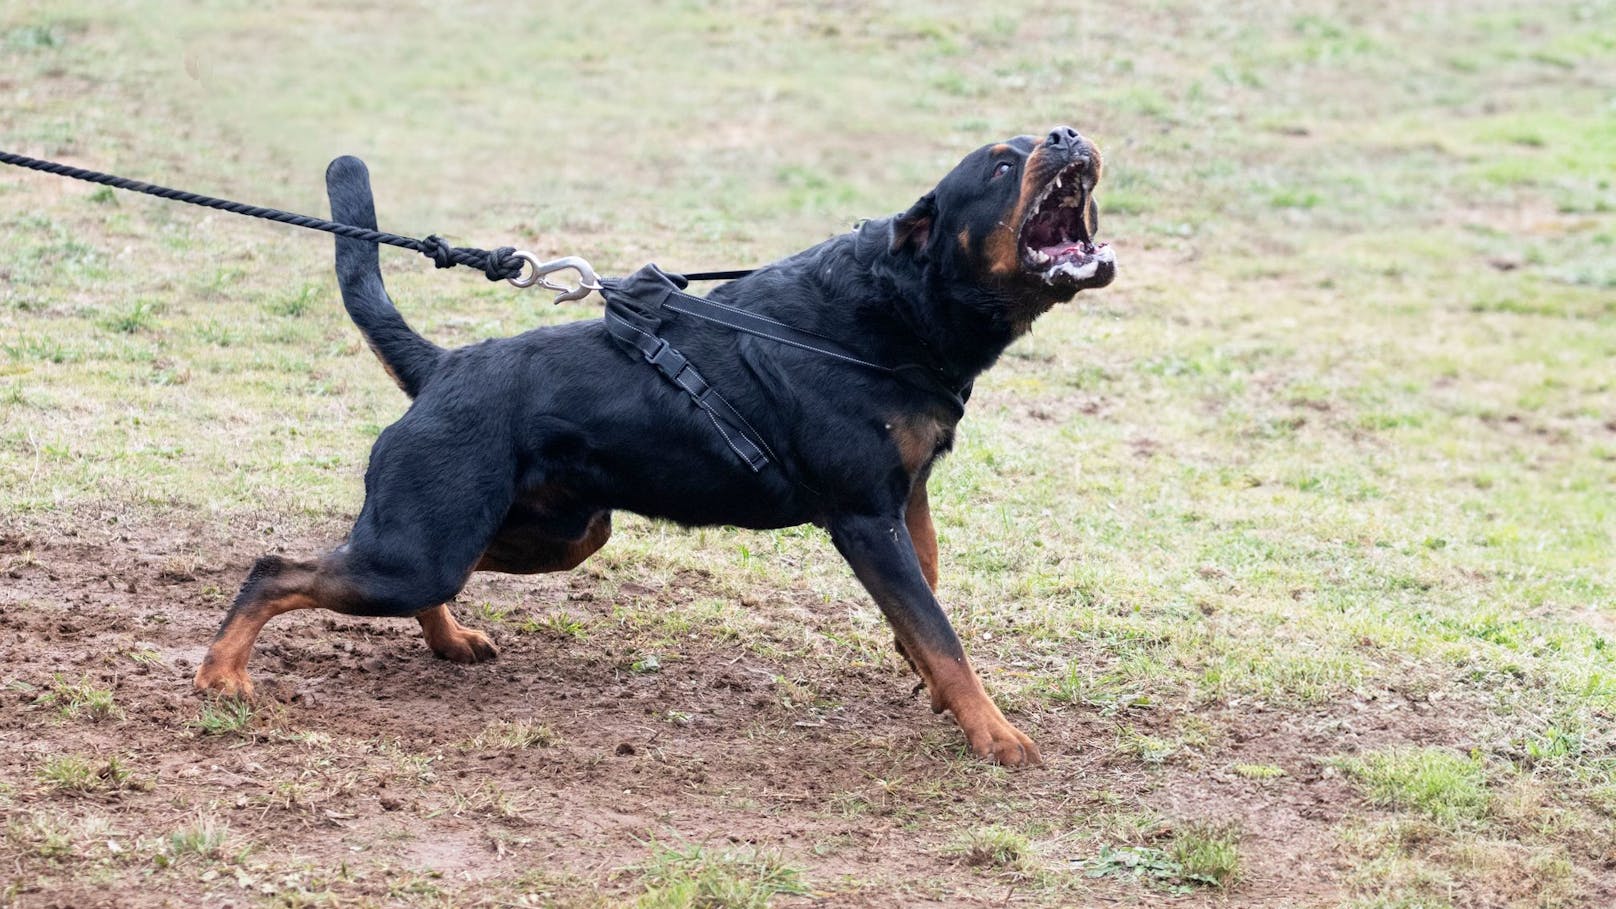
{"left": 851, "top": 219, "right": 1048, "bottom": 388}
{"left": 709, "top": 221, "right": 1057, "bottom": 403}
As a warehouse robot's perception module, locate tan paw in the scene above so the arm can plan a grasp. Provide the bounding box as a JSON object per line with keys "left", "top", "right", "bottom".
{"left": 430, "top": 627, "right": 499, "bottom": 664}
{"left": 194, "top": 661, "right": 255, "bottom": 700}
{"left": 962, "top": 716, "right": 1043, "bottom": 768}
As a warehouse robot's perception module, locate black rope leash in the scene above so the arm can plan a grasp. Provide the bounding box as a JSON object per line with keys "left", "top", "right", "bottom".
{"left": 0, "top": 149, "right": 753, "bottom": 287}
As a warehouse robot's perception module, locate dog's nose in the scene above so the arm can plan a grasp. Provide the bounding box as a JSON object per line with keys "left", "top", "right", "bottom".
{"left": 1044, "top": 125, "right": 1092, "bottom": 172}
{"left": 1045, "top": 126, "right": 1081, "bottom": 149}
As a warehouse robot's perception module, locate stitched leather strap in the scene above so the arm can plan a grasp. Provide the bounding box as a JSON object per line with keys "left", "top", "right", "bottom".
{"left": 659, "top": 280, "right": 968, "bottom": 416}
{"left": 603, "top": 306, "right": 774, "bottom": 472}
{"left": 601, "top": 264, "right": 970, "bottom": 474}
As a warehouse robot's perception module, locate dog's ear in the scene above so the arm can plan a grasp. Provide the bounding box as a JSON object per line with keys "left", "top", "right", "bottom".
{"left": 890, "top": 191, "right": 937, "bottom": 255}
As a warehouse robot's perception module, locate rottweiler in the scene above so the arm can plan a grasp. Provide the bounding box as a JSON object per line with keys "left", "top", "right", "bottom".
{"left": 194, "top": 126, "right": 1115, "bottom": 767}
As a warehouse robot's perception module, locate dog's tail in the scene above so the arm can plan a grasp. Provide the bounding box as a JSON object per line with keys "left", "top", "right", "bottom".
{"left": 324, "top": 156, "right": 442, "bottom": 398}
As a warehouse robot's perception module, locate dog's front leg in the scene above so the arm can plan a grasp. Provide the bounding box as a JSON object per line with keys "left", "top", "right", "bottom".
{"left": 828, "top": 513, "right": 1041, "bottom": 767}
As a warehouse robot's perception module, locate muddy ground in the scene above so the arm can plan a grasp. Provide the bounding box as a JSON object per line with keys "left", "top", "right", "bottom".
{"left": 0, "top": 515, "right": 1503, "bottom": 908}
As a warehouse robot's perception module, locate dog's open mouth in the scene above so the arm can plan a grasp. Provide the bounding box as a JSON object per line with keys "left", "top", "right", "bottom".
{"left": 1018, "top": 163, "right": 1114, "bottom": 287}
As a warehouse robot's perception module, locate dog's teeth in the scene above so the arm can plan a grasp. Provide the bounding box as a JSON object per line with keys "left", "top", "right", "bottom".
{"left": 1045, "top": 258, "right": 1101, "bottom": 283}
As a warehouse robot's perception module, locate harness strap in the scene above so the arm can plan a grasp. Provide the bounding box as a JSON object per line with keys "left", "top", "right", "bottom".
{"left": 660, "top": 282, "right": 970, "bottom": 414}
{"left": 658, "top": 287, "right": 895, "bottom": 374}
{"left": 602, "top": 305, "right": 774, "bottom": 472}
{"left": 679, "top": 269, "right": 757, "bottom": 282}
{"left": 601, "top": 264, "right": 970, "bottom": 474}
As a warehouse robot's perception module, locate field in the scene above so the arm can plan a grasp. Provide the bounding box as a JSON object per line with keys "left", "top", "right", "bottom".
{"left": 2, "top": 1, "right": 1614, "bottom": 906}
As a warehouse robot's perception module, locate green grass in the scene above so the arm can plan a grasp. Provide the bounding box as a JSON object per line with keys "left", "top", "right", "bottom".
{"left": 1232, "top": 763, "right": 1287, "bottom": 781}
{"left": 1168, "top": 825, "right": 1242, "bottom": 889}
{"left": 192, "top": 699, "right": 254, "bottom": 736}
{"left": 1081, "top": 825, "right": 1240, "bottom": 893}
{"left": 154, "top": 815, "right": 234, "bottom": 867}
{"left": 1339, "top": 748, "right": 1491, "bottom": 826}
{"left": 1114, "top": 727, "right": 1181, "bottom": 766}
{"left": 123, "top": 647, "right": 164, "bottom": 667}
{"left": 96, "top": 298, "right": 160, "bottom": 334}
{"left": 39, "top": 676, "right": 120, "bottom": 722}
{"left": 5, "top": 814, "right": 74, "bottom": 862}
{"left": 951, "top": 825, "right": 1035, "bottom": 874}
{"left": 514, "top": 610, "right": 591, "bottom": 639}
{"left": 631, "top": 842, "right": 808, "bottom": 909}
{"left": 37, "top": 755, "right": 133, "bottom": 793}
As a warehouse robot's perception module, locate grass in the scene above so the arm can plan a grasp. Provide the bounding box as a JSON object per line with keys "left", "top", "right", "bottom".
{"left": 0, "top": 0, "right": 1612, "bottom": 905}
{"left": 1114, "top": 727, "right": 1180, "bottom": 765}
{"left": 154, "top": 814, "right": 234, "bottom": 867}
{"left": 97, "top": 298, "right": 160, "bottom": 334}
{"left": 1168, "top": 825, "right": 1242, "bottom": 889}
{"left": 37, "top": 755, "right": 134, "bottom": 793}
{"left": 123, "top": 647, "right": 165, "bottom": 667}
{"left": 5, "top": 814, "right": 74, "bottom": 862}
{"left": 631, "top": 842, "right": 808, "bottom": 909}
{"left": 192, "top": 699, "right": 254, "bottom": 736}
{"left": 951, "top": 825, "right": 1036, "bottom": 875}
{"left": 460, "top": 719, "right": 559, "bottom": 750}
{"left": 1339, "top": 748, "right": 1492, "bottom": 826}
{"left": 514, "top": 610, "right": 591, "bottom": 639}
{"left": 39, "top": 676, "right": 120, "bottom": 722}
{"left": 1233, "top": 763, "right": 1287, "bottom": 781}
{"left": 1081, "top": 828, "right": 1240, "bottom": 894}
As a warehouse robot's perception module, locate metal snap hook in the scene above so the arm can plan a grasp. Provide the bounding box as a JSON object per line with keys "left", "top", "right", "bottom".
{"left": 506, "top": 250, "right": 545, "bottom": 289}
{"left": 507, "top": 252, "right": 603, "bottom": 303}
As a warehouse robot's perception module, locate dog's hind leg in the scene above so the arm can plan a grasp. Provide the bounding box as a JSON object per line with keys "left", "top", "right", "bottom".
{"left": 197, "top": 422, "right": 517, "bottom": 698}
{"left": 194, "top": 536, "right": 497, "bottom": 698}
{"left": 411, "top": 509, "right": 612, "bottom": 662}
{"left": 194, "top": 555, "right": 327, "bottom": 699}
{"left": 196, "top": 540, "right": 497, "bottom": 698}
{"left": 415, "top": 604, "right": 498, "bottom": 664}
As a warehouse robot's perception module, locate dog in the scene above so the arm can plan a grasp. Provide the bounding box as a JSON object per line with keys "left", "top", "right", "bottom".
{"left": 194, "top": 126, "right": 1115, "bottom": 767}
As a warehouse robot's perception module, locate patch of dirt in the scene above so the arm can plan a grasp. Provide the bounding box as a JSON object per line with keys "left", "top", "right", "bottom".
{"left": 0, "top": 517, "right": 1489, "bottom": 907}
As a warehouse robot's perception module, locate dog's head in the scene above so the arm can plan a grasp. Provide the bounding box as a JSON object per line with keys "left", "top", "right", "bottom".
{"left": 889, "top": 126, "right": 1115, "bottom": 320}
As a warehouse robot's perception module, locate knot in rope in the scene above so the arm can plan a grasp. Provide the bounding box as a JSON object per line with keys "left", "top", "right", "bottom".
{"left": 483, "top": 246, "right": 521, "bottom": 282}
{"left": 421, "top": 235, "right": 455, "bottom": 270}
{"left": 419, "top": 236, "right": 521, "bottom": 282}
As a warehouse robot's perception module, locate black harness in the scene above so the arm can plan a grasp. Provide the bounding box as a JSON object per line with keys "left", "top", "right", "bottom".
{"left": 601, "top": 265, "right": 968, "bottom": 473}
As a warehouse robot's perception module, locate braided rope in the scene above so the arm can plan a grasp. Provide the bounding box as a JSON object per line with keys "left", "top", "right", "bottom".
{"left": 0, "top": 149, "right": 523, "bottom": 281}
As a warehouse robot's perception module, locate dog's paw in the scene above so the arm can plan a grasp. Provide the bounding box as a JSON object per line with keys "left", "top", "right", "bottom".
{"left": 430, "top": 627, "right": 499, "bottom": 664}
{"left": 963, "top": 717, "right": 1043, "bottom": 768}
{"left": 194, "top": 662, "right": 255, "bottom": 700}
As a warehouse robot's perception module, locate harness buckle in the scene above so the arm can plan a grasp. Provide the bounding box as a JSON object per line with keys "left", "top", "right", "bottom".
{"left": 507, "top": 252, "right": 603, "bottom": 303}
{"left": 646, "top": 338, "right": 689, "bottom": 378}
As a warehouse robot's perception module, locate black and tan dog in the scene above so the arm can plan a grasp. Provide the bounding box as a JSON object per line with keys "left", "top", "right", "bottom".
{"left": 195, "top": 127, "right": 1115, "bottom": 766}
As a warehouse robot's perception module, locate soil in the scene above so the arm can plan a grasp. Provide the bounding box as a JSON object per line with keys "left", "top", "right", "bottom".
{"left": 0, "top": 515, "right": 1473, "bottom": 907}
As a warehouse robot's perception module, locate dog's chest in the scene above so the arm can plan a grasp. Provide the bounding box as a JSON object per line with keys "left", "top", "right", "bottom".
{"left": 887, "top": 414, "right": 954, "bottom": 476}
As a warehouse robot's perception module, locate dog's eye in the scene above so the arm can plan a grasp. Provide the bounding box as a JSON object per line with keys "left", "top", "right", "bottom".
{"left": 992, "top": 161, "right": 1013, "bottom": 178}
